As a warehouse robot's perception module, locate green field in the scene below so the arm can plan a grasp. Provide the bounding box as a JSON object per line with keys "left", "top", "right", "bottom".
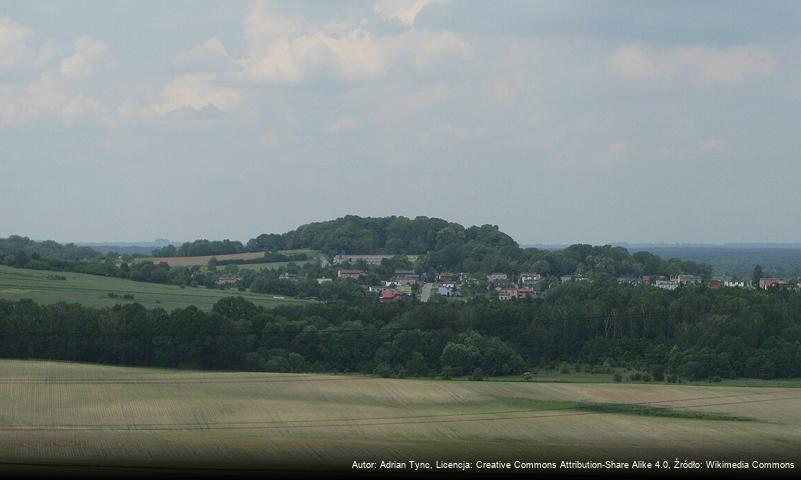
{"left": 0, "top": 265, "right": 309, "bottom": 311}
{"left": 0, "top": 360, "right": 799, "bottom": 472}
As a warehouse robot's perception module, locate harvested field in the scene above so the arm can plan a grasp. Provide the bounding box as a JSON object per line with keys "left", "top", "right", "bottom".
{"left": 0, "top": 360, "right": 799, "bottom": 472}
{"left": 142, "top": 251, "right": 267, "bottom": 267}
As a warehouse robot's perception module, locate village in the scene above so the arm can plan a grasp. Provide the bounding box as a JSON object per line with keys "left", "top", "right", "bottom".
{"left": 258, "top": 252, "right": 801, "bottom": 303}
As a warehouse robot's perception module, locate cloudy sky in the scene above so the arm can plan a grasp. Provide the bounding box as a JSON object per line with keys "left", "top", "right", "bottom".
{"left": 2, "top": 0, "right": 800, "bottom": 244}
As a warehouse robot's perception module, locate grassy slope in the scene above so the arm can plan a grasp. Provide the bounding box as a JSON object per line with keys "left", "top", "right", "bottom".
{"left": 0, "top": 360, "right": 799, "bottom": 470}
{"left": 0, "top": 265, "right": 309, "bottom": 310}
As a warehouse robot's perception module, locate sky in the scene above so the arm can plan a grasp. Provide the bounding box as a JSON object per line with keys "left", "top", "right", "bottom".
{"left": 1, "top": 0, "right": 800, "bottom": 245}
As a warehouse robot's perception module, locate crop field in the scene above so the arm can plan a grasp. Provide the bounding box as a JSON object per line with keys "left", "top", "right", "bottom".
{"left": 137, "top": 249, "right": 326, "bottom": 268}
{"left": 136, "top": 251, "right": 268, "bottom": 267}
{"left": 0, "top": 360, "right": 799, "bottom": 472}
{"left": 0, "top": 265, "right": 309, "bottom": 311}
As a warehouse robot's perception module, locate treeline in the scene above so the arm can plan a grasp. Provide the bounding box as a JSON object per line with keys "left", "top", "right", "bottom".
{"left": 0, "top": 236, "right": 100, "bottom": 262}
{"left": 152, "top": 239, "right": 246, "bottom": 257}
{"left": 2, "top": 281, "right": 799, "bottom": 380}
{"left": 163, "top": 216, "right": 713, "bottom": 277}
{"left": 213, "top": 252, "right": 309, "bottom": 266}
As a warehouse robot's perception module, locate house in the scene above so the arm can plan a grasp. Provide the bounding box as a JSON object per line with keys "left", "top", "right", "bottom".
{"left": 279, "top": 273, "right": 301, "bottom": 282}
{"left": 759, "top": 277, "right": 792, "bottom": 289}
{"left": 437, "top": 285, "right": 454, "bottom": 297}
{"left": 215, "top": 273, "right": 241, "bottom": 286}
{"left": 497, "top": 288, "right": 516, "bottom": 301}
{"left": 379, "top": 289, "right": 406, "bottom": 303}
{"left": 333, "top": 254, "right": 420, "bottom": 266}
{"left": 617, "top": 276, "right": 643, "bottom": 286}
{"left": 708, "top": 279, "right": 725, "bottom": 289}
{"left": 674, "top": 274, "right": 703, "bottom": 285}
{"left": 519, "top": 272, "right": 544, "bottom": 289}
{"left": 487, "top": 272, "right": 509, "bottom": 288}
{"left": 337, "top": 269, "right": 364, "bottom": 279}
{"left": 654, "top": 280, "right": 679, "bottom": 290}
{"left": 724, "top": 279, "right": 747, "bottom": 288}
{"left": 642, "top": 275, "right": 666, "bottom": 284}
{"left": 516, "top": 287, "right": 534, "bottom": 299}
{"left": 316, "top": 278, "right": 332, "bottom": 284}
{"left": 560, "top": 275, "right": 573, "bottom": 283}
{"left": 437, "top": 272, "right": 456, "bottom": 283}
{"left": 393, "top": 270, "right": 420, "bottom": 285}
{"left": 459, "top": 272, "right": 474, "bottom": 284}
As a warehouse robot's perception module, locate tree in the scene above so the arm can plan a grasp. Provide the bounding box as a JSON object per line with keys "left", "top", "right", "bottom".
{"left": 752, "top": 265, "right": 763, "bottom": 288}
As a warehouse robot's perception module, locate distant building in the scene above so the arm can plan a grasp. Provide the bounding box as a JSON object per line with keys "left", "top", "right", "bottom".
{"left": 459, "top": 272, "right": 474, "bottom": 284}
{"left": 316, "top": 278, "right": 332, "bottom": 284}
{"left": 617, "top": 277, "right": 643, "bottom": 286}
{"left": 642, "top": 275, "right": 666, "bottom": 284}
{"left": 759, "top": 277, "right": 792, "bottom": 290}
{"left": 674, "top": 274, "right": 703, "bottom": 285}
{"left": 654, "top": 280, "right": 679, "bottom": 290}
{"left": 437, "top": 285, "right": 454, "bottom": 297}
{"left": 393, "top": 270, "right": 420, "bottom": 285}
{"left": 519, "top": 272, "right": 544, "bottom": 289}
{"left": 487, "top": 272, "right": 509, "bottom": 288}
{"left": 724, "top": 279, "right": 747, "bottom": 288}
{"left": 708, "top": 279, "right": 725, "bottom": 289}
{"left": 497, "top": 288, "right": 516, "bottom": 301}
{"left": 516, "top": 287, "right": 534, "bottom": 300}
{"left": 379, "top": 289, "right": 406, "bottom": 303}
{"left": 215, "top": 274, "right": 241, "bottom": 286}
{"left": 279, "top": 273, "right": 301, "bottom": 282}
{"left": 437, "top": 272, "right": 456, "bottom": 283}
{"left": 337, "top": 269, "right": 364, "bottom": 279}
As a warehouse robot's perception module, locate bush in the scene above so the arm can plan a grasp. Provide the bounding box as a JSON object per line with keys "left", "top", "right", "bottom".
{"left": 374, "top": 362, "right": 393, "bottom": 378}
{"left": 612, "top": 372, "right": 623, "bottom": 383}
{"left": 440, "top": 366, "right": 455, "bottom": 380}
{"left": 470, "top": 368, "right": 485, "bottom": 381}
{"left": 629, "top": 372, "right": 642, "bottom": 382}
{"left": 522, "top": 371, "right": 535, "bottom": 381}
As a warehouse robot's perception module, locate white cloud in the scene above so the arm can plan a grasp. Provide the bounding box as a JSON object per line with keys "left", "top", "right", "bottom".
{"left": 225, "top": 0, "right": 471, "bottom": 86}
{"left": 373, "top": 0, "right": 447, "bottom": 27}
{"left": 153, "top": 73, "right": 240, "bottom": 115}
{"left": 608, "top": 44, "right": 774, "bottom": 84}
{"left": 0, "top": 16, "right": 56, "bottom": 73}
{"left": 0, "top": 17, "right": 36, "bottom": 70}
{"left": 0, "top": 74, "right": 113, "bottom": 128}
{"left": 59, "top": 36, "right": 107, "bottom": 78}
{"left": 176, "top": 37, "right": 238, "bottom": 71}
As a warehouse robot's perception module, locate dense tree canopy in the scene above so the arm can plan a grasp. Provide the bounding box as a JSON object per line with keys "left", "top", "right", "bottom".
{"left": 2, "top": 282, "right": 799, "bottom": 380}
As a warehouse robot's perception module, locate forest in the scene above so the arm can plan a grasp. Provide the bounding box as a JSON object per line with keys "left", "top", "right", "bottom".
{"left": 2, "top": 280, "right": 799, "bottom": 381}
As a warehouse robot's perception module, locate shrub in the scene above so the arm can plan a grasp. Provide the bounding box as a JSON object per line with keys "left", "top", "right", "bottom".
{"left": 470, "top": 368, "right": 485, "bottom": 381}
{"left": 612, "top": 372, "right": 623, "bottom": 383}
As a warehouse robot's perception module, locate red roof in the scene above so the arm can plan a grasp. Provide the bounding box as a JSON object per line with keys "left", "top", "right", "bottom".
{"left": 380, "top": 289, "right": 403, "bottom": 299}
